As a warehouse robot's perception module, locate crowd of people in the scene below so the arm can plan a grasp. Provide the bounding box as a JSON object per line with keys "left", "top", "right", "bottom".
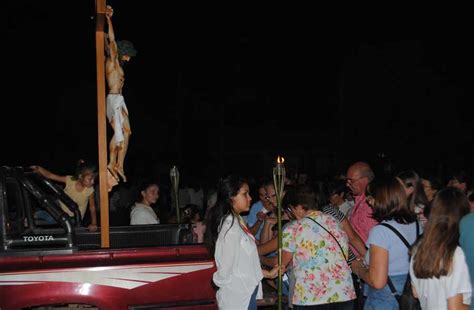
{"left": 31, "top": 159, "right": 474, "bottom": 309}
{"left": 202, "top": 161, "right": 472, "bottom": 309}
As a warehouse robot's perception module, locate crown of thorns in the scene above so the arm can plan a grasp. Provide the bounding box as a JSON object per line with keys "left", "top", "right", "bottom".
{"left": 117, "top": 40, "right": 137, "bottom": 57}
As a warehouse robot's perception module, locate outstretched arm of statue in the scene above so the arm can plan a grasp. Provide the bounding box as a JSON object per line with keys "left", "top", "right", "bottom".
{"left": 104, "top": 33, "right": 110, "bottom": 53}
{"left": 105, "top": 5, "right": 118, "bottom": 61}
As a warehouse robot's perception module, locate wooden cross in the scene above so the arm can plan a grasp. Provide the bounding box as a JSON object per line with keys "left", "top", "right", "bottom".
{"left": 95, "top": 0, "right": 110, "bottom": 248}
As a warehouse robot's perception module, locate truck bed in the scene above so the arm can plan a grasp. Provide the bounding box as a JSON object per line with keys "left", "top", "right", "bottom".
{"left": 0, "top": 167, "right": 217, "bottom": 309}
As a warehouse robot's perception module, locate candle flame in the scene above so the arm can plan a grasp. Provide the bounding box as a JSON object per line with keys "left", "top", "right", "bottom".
{"left": 277, "top": 156, "right": 285, "bottom": 164}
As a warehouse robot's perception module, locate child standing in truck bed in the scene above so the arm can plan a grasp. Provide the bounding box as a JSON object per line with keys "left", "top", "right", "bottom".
{"left": 30, "top": 160, "right": 98, "bottom": 232}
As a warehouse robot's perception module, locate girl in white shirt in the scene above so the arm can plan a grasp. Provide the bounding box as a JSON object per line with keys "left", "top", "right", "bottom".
{"left": 205, "top": 175, "right": 279, "bottom": 310}
{"left": 130, "top": 181, "right": 160, "bottom": 225}
{"left": 410, "top": 187, "right": 471, "bottom": 309}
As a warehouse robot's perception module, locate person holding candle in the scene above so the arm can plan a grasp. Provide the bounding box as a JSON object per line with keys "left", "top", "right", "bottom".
{"left": 205, "top": 174, "right": 280, "bottom": 310}
{"left": 245, "top": 177, "right": 275, "bottom": 241}
{"left": 281, "top": 185, "right": 356, "bottom": 309}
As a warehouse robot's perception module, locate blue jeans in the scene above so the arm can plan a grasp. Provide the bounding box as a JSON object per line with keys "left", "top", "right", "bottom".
{"left": 34, "top": 210, "right": 57, "bottom": 224}
{"left": 248, "top": 285, "right": 258, "bottom": 310}
{"left": 364, "top": 274, "right": 406, "bottom": 310}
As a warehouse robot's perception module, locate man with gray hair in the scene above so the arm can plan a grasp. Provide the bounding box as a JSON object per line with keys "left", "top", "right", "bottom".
{"left": 346, "top": 161, "right": 377, "bottom": 309}
{"left": 346, "top": 162, "right": 377, "bottom": 248}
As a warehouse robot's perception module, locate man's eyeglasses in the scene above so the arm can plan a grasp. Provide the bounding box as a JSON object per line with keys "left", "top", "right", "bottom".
{"left": 346, "top": 176, "right": 366, "bottom": 183}
{"left": 265, "top": 193, "right": 277, "bottom": 200}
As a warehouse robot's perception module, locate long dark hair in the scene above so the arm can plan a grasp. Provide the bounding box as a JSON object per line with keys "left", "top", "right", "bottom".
{"left": 413, "top": 187, "right": 469, "bottom": 278}
{"left": 204, "top": 175, "right": 248, "bottom": 255}
{"left": 397, "top": 170, "right": 429, "bottom": 212}
{"left": 135, "top": 180, "right": 159, "bottom": 203}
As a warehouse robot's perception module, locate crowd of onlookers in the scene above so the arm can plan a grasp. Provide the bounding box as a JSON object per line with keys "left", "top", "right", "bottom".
{"left": 31, "top": 160, "right": 474, "bottom": 309}
{"left": 202, "top": 161, "right": 473, "bottom": 309}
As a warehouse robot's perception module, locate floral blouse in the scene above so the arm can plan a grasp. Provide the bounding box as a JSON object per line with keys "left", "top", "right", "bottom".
{"left": 282, "top": 210, "right": 356, "bottom": 306}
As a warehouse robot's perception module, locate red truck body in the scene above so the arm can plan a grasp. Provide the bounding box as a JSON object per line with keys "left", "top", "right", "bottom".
{"left": 0, "top": 246, "right": 216, "bottom": 309}
{"left": 0, "top": 167, "right": 217, "bottom": 309}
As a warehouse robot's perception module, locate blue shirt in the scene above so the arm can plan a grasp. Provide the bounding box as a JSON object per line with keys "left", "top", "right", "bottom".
{"left": 460, "top": 213, "right": 474, "bottom": 309}
{"left": 366, "top": 220, "right": 421, "bottom": 276}
{"left": 245, "top": 201, "right": 265, "bottom": 240}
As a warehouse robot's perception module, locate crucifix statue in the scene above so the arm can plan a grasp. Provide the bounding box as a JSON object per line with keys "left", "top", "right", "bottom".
{"left": 104, "top": 5, "right": 137, "bottom": 182}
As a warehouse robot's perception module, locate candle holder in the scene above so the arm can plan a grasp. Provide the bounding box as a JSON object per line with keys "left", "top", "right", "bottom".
{"left": 170, "top": 165, "right": 180, "bottom": 223}
{"left": 272, "top": 155, "right": 285, "bottom": 310}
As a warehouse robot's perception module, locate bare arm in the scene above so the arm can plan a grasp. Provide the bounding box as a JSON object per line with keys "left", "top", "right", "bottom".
{"left": 262, "top": 264, "right": 282, "bottom": 279}
{"left": 258, "top": 237, "right": 278, "bottom": 256}
{"left": 104, "top": 33, "right": 110, "bottom": 54}
{"left": 30, "top": 165, "right": 67, "bottom": 183}
{"left": 260, "top": 255, "right": 278, "bottom": 268}
{"left": 248, "top": 211, "right": 267, "bottom": 236}
{"left": 341, "top": 218, "right": 367, "bottom": 257}
{"left": 411, "top": 282, "right": 418, "bottom": 298}
{"left": 105, "top": 5, "right": 118, "bottom": 61}
{"left": 447, "top": 294, "right": 470, "bottom": 310}
{"left": 351, "top": 244, "right": 389, "bottom": 289}
{"left": 248, "top": 219, "right": 263, "bottom": 236}
{"left": 282, "top": 250, "right": 293, "bottom": 268}
{"left": 259, "top": 217, "right": 277, "bottom": 244}
{"left": 87, "top": 195, "right": 97, "bottom": 232}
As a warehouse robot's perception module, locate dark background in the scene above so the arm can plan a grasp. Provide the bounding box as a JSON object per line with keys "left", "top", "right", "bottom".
{"left": 5, "top": 2, "right": 474, "bottom": 184}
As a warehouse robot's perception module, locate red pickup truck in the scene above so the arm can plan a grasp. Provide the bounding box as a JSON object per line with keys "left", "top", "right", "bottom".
{"left": 0, "top": 166, "right": 217, "bottom": 309}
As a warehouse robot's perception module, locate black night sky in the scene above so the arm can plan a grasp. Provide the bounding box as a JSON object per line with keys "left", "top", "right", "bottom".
{"left": 5, "top": 2, "right": 474, "bottom": 183}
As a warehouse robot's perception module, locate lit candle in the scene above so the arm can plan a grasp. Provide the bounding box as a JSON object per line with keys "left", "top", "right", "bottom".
{"left": 272, "top": 155, "right": 285, "bottom": 310}
{"left": 275, "top": 155, "right": 285, "bottom": 176}
{"left": 273, "top": 156, "right": 286, "bottom": 202}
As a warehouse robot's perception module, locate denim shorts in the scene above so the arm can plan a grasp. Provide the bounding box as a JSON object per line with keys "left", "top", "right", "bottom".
{"left": 363, "top": 274, "right": 406, "bottom": 310}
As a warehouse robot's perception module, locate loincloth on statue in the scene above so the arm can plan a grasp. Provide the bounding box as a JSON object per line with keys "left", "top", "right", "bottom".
{"left": 106, "top": 94, "right": 129, "bottom": 145}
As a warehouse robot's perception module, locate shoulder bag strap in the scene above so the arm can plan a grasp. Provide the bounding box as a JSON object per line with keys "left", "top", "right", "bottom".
{"left": 378, "top": 221, "right": 419, "bottom": 298}
{"left": 379, "top": 221, "right": 420, "bottom": 249}
{"left": 306, "top": 217, "right": 348, "bottom": 262}
{"left": 379, "top": 223, "right": 411, "bottom": 248}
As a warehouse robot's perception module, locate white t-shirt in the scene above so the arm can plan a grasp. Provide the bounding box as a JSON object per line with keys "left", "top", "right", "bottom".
{"left": 213, "top": 214, "right": 263, "bottom": 309}
{"left": 410, "top": 246, "right": 472, "bottom": 309}
{"left": 130, "top": 203, "right": 160, "bottom": 225}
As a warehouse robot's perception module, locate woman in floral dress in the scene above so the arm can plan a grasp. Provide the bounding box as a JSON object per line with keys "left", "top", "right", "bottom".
{"left": 282, "top": 185, "right": 356, "bottom": 309}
